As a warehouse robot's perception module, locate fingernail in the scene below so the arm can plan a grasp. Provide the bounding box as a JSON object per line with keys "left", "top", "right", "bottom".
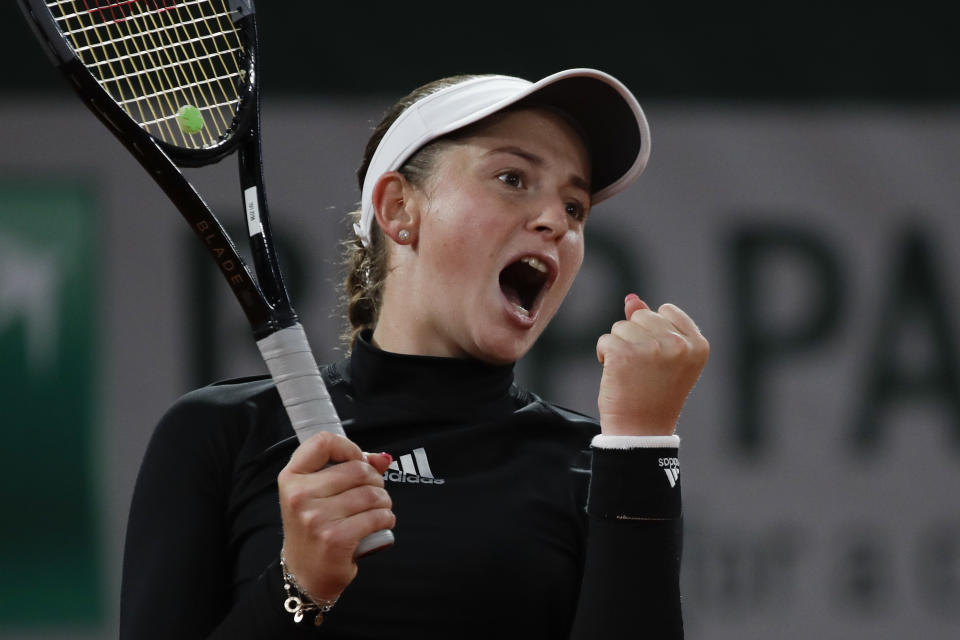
{"left": 380, "top": 452, "right": 393, "bottom": 464}
{"left": 625, "top": 293, "right": 639, "bottom": 303}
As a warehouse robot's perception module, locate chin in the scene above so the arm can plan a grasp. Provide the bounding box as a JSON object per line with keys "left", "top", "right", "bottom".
{"left": 472, "top": 328, "right": 542, "bottom": 365}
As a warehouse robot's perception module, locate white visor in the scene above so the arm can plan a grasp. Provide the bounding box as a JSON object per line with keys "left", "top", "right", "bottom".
{"left": 356, "top": 68, "right": 650, "bottom": 247}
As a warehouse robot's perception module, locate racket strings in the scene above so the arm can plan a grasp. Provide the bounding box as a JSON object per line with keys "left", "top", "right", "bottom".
{"left": 120, "top": 2, "right": 219, "bottom": 146}
{"left": 158, "top": 0, "right": 241, "bottom": 138}
{"left": 55, "top": 0, "right": 202, "bottom": 146}
{"left": 47, "top": 0, "right": 246, "bottom": 150}
{"left": 59, "top": 0, "right": 169, "bottom": 140}
{"left": 97, "top": 1, "right": 184, "bottom": 144}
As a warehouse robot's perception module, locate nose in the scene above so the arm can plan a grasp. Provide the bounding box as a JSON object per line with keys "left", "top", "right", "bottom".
{"left": 526, "top": 198, "right": 569, "bottom": 239}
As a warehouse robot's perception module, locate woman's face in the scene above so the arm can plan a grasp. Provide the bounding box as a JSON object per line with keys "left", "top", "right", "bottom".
{"left": 378, "top": 107, "right": 591, "bottom": 364}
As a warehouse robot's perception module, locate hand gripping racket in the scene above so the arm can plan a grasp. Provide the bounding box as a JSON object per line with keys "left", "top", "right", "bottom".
{"left": 17, "top": 0, "right": 394, "bottom": 558}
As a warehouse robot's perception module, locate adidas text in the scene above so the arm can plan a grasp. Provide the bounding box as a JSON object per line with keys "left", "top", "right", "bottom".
{"left": 384, "top": 471, "right": 446, "bottom": 485}
{"left": 658, "top": 457, "right": 679, "bottom": 469}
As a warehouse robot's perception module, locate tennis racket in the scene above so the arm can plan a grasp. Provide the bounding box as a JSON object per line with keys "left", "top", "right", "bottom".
{"left": 17, "top": 0, "right": 394, "bottom": 557}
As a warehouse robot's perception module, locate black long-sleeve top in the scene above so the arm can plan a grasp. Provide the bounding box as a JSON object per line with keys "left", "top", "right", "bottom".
{"left": 120, "top": 332, "right": 683, "bottom": 638}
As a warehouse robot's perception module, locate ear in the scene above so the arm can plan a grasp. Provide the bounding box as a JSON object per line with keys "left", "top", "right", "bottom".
{"left": 371, "top": 171, "right": 420, "bottom": 245}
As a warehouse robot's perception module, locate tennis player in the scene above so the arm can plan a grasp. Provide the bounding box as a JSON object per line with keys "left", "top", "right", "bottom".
{"left": 120, "top": 69, "right": 708, "bottom": 638}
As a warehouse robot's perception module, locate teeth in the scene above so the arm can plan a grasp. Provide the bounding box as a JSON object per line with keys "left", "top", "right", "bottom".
{"left": 512, "top": 303, "right": 530, "bottom": 317}
{"left": 520, "top": 256, "right": 548, "bottom": 273}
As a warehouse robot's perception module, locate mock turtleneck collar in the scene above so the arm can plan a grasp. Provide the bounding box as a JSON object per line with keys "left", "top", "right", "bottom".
{"left": 338, "top": 330, "right": 518, "bottom": 422}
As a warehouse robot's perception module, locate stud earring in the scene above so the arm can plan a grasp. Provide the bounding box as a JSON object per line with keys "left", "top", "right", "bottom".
{"left": 398, "top": 229, "right": 410, "bottom": 242}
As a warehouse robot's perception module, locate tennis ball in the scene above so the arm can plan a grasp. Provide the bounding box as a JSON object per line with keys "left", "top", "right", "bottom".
{"left": 176, "top": 105, "right": 204, "bottom": 135}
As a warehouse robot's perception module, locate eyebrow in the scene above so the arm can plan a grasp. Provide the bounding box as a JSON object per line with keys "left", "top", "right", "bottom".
{"left": 486, "top": 146, "right": 591, "bottom": 195}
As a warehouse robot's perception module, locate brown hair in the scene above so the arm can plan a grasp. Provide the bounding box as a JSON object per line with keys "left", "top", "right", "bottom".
{"left": 339, "top": 75, "right": 489, "bottom": 349}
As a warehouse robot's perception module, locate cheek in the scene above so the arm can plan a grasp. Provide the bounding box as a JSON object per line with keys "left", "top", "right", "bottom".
{"left": 542, "top": 233, "right": 583, "bottom": 318}
{"left": 417, "top": 201, "right": 486, "bottom": 296}
{"left": 421, "top": 188, "right": 503, "bottom": 264}
{"left": 558, "top": 232, "right": 585, "bottom": 285}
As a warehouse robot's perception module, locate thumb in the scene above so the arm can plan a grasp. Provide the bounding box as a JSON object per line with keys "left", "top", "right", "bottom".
{"left": 624, "top": 293, "right": 649, "bottom": 320}
{"left": 365, "top": 452, "right": 394, "bottom": 475}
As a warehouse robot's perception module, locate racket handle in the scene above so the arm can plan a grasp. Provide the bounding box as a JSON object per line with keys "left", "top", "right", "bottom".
{"left": 257, "top": 323, "right": 346, "bottom": 441}
{"left": 257, "top": 324, "right": 395, "bottom": 557}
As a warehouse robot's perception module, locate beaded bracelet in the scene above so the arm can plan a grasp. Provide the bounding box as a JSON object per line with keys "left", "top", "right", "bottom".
{"left": 279, "top": 554, "right": 339, "bottom": 626}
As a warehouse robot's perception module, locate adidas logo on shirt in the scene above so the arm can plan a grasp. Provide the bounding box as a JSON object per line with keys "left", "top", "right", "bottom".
{"left": 659, "top": 457, "right": 680, "bottom": 488}
{"left": 385, "top": 447, "right": 446, "bottom": 485}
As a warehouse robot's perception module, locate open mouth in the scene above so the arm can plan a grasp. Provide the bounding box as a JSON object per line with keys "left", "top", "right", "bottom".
{"left": 498, "top": 256, "right": 554, "bottom": 318}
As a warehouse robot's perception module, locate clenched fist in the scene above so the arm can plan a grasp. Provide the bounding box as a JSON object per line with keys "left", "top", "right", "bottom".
{"left": 596, "top": 294, "right": 709, "bottom": 436}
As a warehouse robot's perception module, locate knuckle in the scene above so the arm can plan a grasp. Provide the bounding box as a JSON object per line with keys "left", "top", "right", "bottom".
{"left": 698, "top": 335, "right": 711, "bottom": 352}
{"left": 377, "top": 509, "right": 397, "bottom": 530}
{"left": 363, "top": 464, "right": 385, "bottom": 487}
{"left": 307, "top": 431, "right": 334, "bottom": 450}
{"left": 646, "top": 343, "right": 668, "bottom": 364}
{"left": 318, "top": 524, "right": 341, "bottom": 547}
{"left": 358, "top": 485, "right": 385, "bottom": 509}
{"left": 341, "top": 459, "right": 383, "bottom": 488}
{"left": 299, "top": 432, "right": 333, "bottom": 461}
{"left": 343, "top": 459, "right": 370, "bottom": 482}
{"left": 284, "top": 486, "right": 309, "bottom": 510}
{"left": 662, "top": 332, "right": 689, "bottom": 356}
{"left": 695, "top": 340, "right": 710, "bottom": 363}
{"left": 302, "top": 509, "right": 327, "bottom": 531}
{"left": 596, "top": 333, "right": 614, "bottom": 352}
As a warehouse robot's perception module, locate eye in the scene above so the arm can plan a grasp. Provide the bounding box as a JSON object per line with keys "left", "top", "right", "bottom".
{"left": 497, "top": 171, "right": 525, "bottom": 189}
{"left": 565, "top": 201, "right": 588, "bottom": 222}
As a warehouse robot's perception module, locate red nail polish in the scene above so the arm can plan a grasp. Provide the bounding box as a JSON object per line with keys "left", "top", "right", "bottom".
{"left": 381, "top": 452, "right": 393, "bottom": 464}
{"left": 625, "top": 293, "right": 639, "bottom": 303}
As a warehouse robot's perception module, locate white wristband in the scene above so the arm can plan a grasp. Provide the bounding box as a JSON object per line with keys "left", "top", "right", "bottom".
{"left": 591, "top": 434, "right": 681, "bottom": 449}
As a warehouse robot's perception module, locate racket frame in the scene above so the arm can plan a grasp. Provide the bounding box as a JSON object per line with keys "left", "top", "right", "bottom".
{"left": 17, "top": 0, "right": 394, "bottom": 557}
{"left": 19, "top": 0, "right": 292, "bottom": 337}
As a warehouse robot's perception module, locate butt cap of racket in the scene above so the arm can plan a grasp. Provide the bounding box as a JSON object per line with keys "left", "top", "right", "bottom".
{"left": 355, "top": 529, "right": 395, "bottom": 558}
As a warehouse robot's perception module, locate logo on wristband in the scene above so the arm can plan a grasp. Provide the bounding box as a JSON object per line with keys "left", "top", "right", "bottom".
{"left": 659, "top": 457, "right": 680, "bottom": 488}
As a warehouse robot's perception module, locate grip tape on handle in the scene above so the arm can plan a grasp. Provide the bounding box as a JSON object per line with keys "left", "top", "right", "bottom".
{"left": 257, "top": 324, "right": 394, "bottom": 557}
{"left": 257, "top": 324, "right": 344, "bottom": 441}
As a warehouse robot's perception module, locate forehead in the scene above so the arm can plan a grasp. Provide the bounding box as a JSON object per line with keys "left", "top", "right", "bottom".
{"left": 447, "top": 107, "right": 591, "bottom": 173}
